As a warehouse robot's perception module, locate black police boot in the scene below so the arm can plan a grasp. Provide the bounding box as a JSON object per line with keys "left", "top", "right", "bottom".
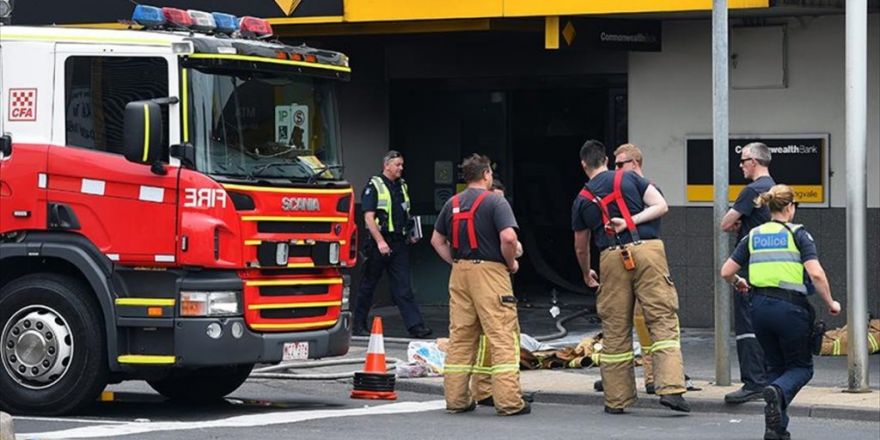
{"left": 659, "top": 393, "right": 691, "bottom": 412}
{"left": 408, "top": 324, "right": 433, "bottom": 339}
{"left": 725, "top": 386, "right": 763, "bottom": 404}
{"left": 352, "top": 321, "right": 370, "bottom": 337}
{"left": 763, "top": 386, "right": 788, "bottom": 440}
{"left": 594, "top": 379, "right": 604, "bottom": 392}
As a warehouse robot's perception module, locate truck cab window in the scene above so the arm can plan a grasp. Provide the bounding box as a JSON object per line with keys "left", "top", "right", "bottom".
{"left": 64, "top": 56, "right": 168, "bottom": 154}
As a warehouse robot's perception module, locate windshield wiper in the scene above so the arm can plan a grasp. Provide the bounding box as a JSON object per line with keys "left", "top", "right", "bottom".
{"left": 248, "top": 162, "right": 298, "bottom": 179}
{"left": 306, "top": 164, "right": 345, "bottom": 184}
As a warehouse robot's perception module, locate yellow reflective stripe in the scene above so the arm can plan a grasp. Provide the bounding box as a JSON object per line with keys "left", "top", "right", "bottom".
{"left": 223, "top": 183, "right": 353, "bottom": 195}
{"left": 142, "top": 103, "right": 150, "bottom": 162}
{"left": 648, "top": 339, "right": 681, "bottom": 353}
{"left": 868, "top": 334, "right": 879, "bottom": 353}
{"left": 490, "top": 363, "right": 520, "bottom": 374}
{"left": 832, "top": 339, "right": 841, "bottom": 356}
{"left": 182, "top": 68, "right": 189, "bottom": 142}
{"left": 592, "top": 350, "right": 634, "bottom": 365}
{"left": 188, "top": 53, "right": 352, "bottom": 73}
{"left": 475, "top": 335, "right": 487, "bottom": 367}
{"left": 115, "top": 298, "right": 175, "bottom": 307}
{"left": 118, "top": 355, "right": 175, "bottom": 364}
{"left": 0, "top": 33, "right": 172, "bottom": 45}
{"left": 245, "top": 240, "right": 262, "bottom": 245}
{"left": 250, "top": 320, "right": 336, "bottom": 330}
{"left": 471, "top": 366, "right": 492, "bottom": 374}
{"left": 248, "top": 301, "right": 341, "bottom": 310}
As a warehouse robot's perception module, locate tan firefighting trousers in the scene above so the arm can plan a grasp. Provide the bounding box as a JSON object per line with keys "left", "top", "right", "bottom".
{"left": 445, "top": 260, "right": 525, "bottom": 415}
{"left": 634, "top": 301, "right": 655, "bottom": 385}
{"left": 470, "top": 335, "right": 493, "bottom": 402}
{"left": 595, "top": 240, "right": 685, "bottom": 409}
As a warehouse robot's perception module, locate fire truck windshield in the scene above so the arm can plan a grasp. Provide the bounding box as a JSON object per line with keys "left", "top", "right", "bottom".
{"left": 186, "top": 67, "right": 343, "bottom": 182}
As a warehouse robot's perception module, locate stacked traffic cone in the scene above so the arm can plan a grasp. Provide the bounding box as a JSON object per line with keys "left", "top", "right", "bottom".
{"left": 351, "top": 316, "right": 397, "bottom": 400}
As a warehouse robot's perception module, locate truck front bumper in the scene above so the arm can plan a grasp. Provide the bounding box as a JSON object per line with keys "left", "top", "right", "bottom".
{"left": 172, "top": 312, "right": 352, "bottom": 366}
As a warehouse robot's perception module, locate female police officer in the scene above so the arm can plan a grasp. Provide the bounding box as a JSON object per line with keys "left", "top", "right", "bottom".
{"left": 721, "top": 184, "right": 840, "bottom": 440}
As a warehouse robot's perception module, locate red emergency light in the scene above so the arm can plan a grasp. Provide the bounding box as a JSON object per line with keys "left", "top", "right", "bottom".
{"left": 162, "top": 7, "right": 193, "bottom": 28}
{"left": 239, "top": 16, "right": 273, "bottom": 38}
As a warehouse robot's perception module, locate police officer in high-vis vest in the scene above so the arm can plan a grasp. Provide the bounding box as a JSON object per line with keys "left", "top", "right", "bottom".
{"left": 352, "top": 150, "right": 432, "bottom": 339}
{"left": 722, "top": 184, "right": 840, "bottom": 440}
{"left": 571, "top": 140, "right": 689, "bottom": 414}
{"left": 430, "top": 154, "right": 530, "bottom": 416}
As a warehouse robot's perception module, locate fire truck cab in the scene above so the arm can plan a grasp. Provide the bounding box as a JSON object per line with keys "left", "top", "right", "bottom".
{"left": 0, "top": 7, "right": 356, "bottom": 415}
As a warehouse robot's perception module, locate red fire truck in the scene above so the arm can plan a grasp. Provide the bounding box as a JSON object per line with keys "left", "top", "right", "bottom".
{"left": 0, "top": 6, "right": 357, "bottom": 415}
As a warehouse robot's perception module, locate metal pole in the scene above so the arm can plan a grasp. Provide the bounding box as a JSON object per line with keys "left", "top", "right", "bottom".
{"left": 712, "top": 0, "right": 731, "bottom": 386}
{"left": 845, "top": 0, "right": 870, "bottom": 393}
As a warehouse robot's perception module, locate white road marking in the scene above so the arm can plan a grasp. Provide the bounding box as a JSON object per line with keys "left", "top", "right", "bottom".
{"left": 13, "top": 416, "right": 129, "bottom": 425}
{"left": 16, "top": 400, "right": 446, "bottom": 439}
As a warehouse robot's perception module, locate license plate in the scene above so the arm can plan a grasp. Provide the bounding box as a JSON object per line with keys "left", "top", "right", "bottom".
{"left": 282, "top": 342, "right": 309, "bottom": 361}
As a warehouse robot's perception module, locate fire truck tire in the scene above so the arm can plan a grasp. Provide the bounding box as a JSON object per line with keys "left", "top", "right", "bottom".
{"left": 147, "top": 363, "right": 254, "bottom": 402}
{"left": 0, "top": 273, "right": 109, "bottom": 415}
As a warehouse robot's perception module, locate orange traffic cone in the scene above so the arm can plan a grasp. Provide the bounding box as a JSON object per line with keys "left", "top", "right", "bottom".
{"left": 351, "top": 316, "right": 397, "bottom": 400}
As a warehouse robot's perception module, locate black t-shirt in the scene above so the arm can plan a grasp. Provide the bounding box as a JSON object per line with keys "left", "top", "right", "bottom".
{"left": 571, "top": 170, "right": 660, "bottom": 251}
{"left": 362, "top": 175, "right": 408, "bottom": 236}
{"left": 733, "top": 175, "right": 775, "bottom": 241}
{"left": 435, "top": 188, "right": 519, "bottom": 263}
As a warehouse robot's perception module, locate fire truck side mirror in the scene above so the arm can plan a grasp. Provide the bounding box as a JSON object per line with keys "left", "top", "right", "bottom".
{"left": 123, "top": 101, "right": 164, "bottom": 166}
{"left": 0, "top": 135, "right": 11, "bottom": 158}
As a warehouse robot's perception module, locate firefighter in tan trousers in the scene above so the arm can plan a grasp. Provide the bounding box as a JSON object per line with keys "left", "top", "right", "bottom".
{"left": 592, "top": 143, "right": 698, "bottom": 395}
{"left": 430, "top": 154, "right": 530, "bottom": 416}
{"left": 572, "top": 140, "right": 690, "bottom": 414}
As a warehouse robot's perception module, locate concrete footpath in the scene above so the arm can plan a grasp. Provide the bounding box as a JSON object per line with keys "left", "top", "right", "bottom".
{"left": 370, "top": 304, "right": 880, "bottom": 423}
{"left": 0, "top": 411, "right": 14, "bottom": 440}
{"left": 395, "top": 369, "right": 880, "bottom": 423}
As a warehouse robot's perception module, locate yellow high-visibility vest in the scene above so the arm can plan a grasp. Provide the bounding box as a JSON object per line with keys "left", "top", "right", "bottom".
{"left": 747, "top": 221, "right": 806, "bottom": 293}
{"left": 370, "top": 176, "right": 410, "bottom": 232}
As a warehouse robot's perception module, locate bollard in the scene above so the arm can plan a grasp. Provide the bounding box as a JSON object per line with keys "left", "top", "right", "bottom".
{"left": 0, "top": 411, "right": 14, "bottom": 440}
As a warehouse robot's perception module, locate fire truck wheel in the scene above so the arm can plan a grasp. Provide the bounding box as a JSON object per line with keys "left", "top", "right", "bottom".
{"left": 147, "top": 363, "right": 254, "bottom": 402}
{"left": 0, "top": 273, "right": 108, "bottom": 415}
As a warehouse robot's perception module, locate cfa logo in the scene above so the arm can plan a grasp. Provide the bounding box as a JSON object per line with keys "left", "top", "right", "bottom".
{"left": 282, "top": 197, "right": 320, "bottom": 212}
{"left": 184, "top": 188, "right": 227, "bottom": 209}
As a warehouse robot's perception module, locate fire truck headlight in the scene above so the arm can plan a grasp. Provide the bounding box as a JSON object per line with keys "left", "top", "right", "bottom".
{"left": 329, "top": 242, "right": 340, "bottom": 265}
{"left": 276, "top": 243, "right": 290, "bottom": 266}
{"left": 181, "top": 291, "right": 240, "bottom": 317}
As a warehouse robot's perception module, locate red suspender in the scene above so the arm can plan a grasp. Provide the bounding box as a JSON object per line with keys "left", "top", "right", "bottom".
{"left": 451, "top": 191, "right": 491, "bottom": 251}
{"left": 577, "top": 170, "right": 640, "bottom": 240}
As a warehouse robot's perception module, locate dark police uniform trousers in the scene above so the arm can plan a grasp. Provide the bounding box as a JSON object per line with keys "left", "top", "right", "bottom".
{"left": 353, "top": 233, "right": 424, "bottom": 331}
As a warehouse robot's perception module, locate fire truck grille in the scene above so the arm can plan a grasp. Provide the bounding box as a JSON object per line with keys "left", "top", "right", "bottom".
{"left": 260, "top": 307, "right": 328, "bottom": 319}
{"left": 257, "top": 221, "right": 331, "bottom": 234}
{"left": 259, "top": 285, "right": 328, "bottom": 296}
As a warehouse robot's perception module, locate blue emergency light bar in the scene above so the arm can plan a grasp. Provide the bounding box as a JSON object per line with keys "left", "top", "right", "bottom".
{"left": 212, "top": 12, "right": 239, "bottom": 34}
{"left": 132, "top": 5, "right": 166, "bottom": 27}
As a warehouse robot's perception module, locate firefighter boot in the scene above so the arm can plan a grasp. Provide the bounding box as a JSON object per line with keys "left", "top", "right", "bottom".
{"left": 659, "top": 393, "right": 690, "bottom": 412}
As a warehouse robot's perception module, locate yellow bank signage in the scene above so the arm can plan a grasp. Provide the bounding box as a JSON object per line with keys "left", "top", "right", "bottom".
{"left": 685, "top": 135, "right": 828, "bottom": 205}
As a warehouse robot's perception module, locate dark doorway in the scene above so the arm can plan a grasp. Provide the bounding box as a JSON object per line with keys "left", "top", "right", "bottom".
{"left": 390, "top": 76, "right": 627, "bottom": 303}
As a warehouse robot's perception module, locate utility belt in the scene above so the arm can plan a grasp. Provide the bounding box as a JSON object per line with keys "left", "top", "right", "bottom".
{"left": 452, "top": 257, "right": 504, "bottom": 265}
{"left": 599, "top": 238, "right": 660, "bottom": 253}
{"left": 753, "top": 287, "right": 810, "bottom": 309}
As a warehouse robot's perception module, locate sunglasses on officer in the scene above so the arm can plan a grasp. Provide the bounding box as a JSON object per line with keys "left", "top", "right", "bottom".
{"left": 790, "top": 201, "right": 800, "bottom": 208}
{"left": 615, "top": 159, "right": 634, "bottom": 169}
